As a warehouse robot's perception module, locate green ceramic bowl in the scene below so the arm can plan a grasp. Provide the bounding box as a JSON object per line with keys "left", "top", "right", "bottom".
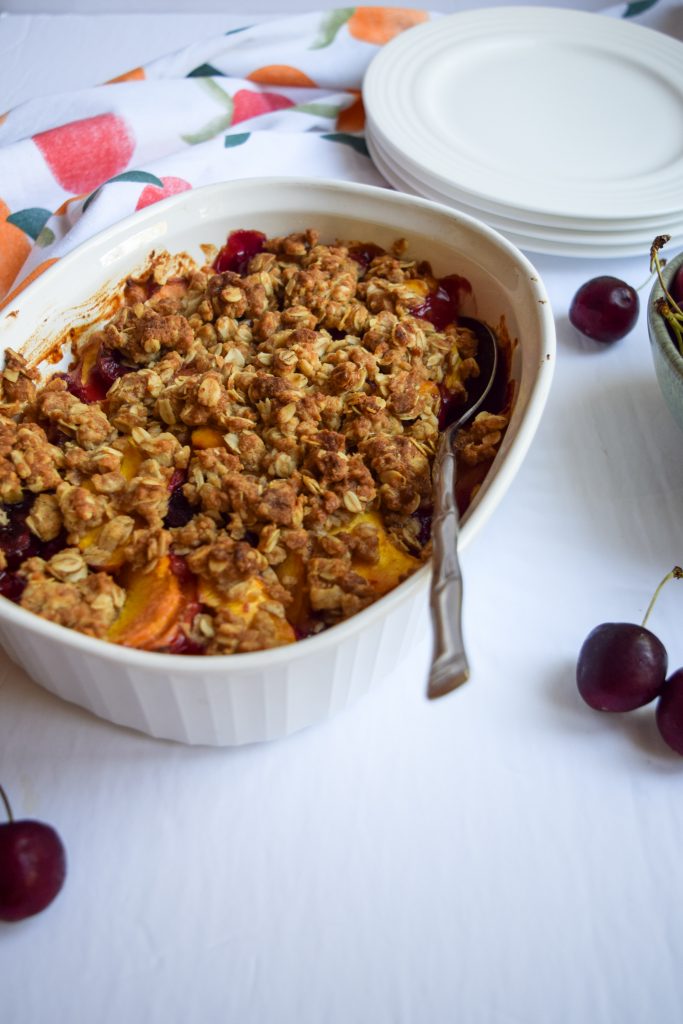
{"left": 648, "top": 248, "right": 683, "bottom": 433}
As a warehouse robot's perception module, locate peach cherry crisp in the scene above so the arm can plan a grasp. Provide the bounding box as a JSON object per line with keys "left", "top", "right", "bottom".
{"left": 0, "top": 229, "right": 507, "bottom": 655}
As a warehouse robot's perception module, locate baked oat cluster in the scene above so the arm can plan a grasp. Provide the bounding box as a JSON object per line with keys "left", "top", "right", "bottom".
{"left": 0, "top": 229, "right": 507, "bottom": 655}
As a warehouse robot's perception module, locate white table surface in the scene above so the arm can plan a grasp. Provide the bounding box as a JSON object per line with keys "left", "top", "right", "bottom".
{"left": 2, "top": 6, "right": 683, "bottom": 1024}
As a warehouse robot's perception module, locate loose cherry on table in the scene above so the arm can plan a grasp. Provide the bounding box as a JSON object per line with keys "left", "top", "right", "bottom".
{"left": 576, "top": 567, "right": 683, "bottom": 756}
{"left": 569, "top": 275, "right": 640, "bottom": 343}
{"left": 656, "top": 669, "right": 683, "bottom": 755}
{"left": 0, "top": 785, "right": 66, "bottom": 922}
{"left": 576, "top": 621, "right": 667, "bottom": 712}
{"left": 567, "top": 235, "right": 683, "bottom": 345}
{"left": 572, "top": 235, "right": 683, "bottom": 350}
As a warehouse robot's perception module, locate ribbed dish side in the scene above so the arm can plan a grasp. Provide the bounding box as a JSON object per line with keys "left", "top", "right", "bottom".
{"left": 0, "top": 583, "right": 428, "bottom": 746}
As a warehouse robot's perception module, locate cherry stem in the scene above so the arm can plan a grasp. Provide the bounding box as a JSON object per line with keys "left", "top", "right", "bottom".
{"left": 634, "top": 264, "right": 664, "bottom": 293}
{"left": 656, "top": 298, "right": 683, "bottom": 355}
{"left": 0, "top": 783, "right": 14, "bottom": 823}
{"left": 651, "top": 235, "right": 683, "bottom": 320}
{"left": 641, "top": 566, "right": 683, "bottom": 629}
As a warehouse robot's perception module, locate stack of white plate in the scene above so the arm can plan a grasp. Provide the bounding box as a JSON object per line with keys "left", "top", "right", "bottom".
{"left": 363, "top": 7, "right": 683, "bottom": 259}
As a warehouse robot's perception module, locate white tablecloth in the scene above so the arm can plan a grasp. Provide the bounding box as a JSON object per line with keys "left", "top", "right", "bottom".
{"left": 2, "top": 6, "right": 683, "bottom": 1023}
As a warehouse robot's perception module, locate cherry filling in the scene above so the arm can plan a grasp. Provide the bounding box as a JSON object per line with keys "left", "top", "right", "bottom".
{"left": 413, "top": 506, "right": 433, "bottom": 547}
{"left": 164, "top": 492, "right": 195, "bottom": 530}
{"left": 165, "top": 632, "right": 206, "bottom": 656}
{"left": 166, "top": 553, "right": 207, "bottom": 655}
{"left": 3, "top": 243, "right": 497, "bottom": 649}
{"left": 94, "top": 347, "right": 132, "bottom": 390}
{"left": 0, "top": 571, "right": 26, "bottom": 602}
{"left": 214, "top": 230, "right": 266, "bottom": 275}
{"left": 58, "top": 347, "right": 132, "bottom": 405}
{"left": 0, "top": 499, "right": 68, "bottom": 603}
{"left": 55, "top": 369, "right": 101, "bottom": 405}
{"left": 437, "top": 384, "right": 466, "bottom": 431}
{"left": 0, "top": 528, "right": 31, "bottom": 572}
{"left": 348, "top": 242, "right": 385, "bottom": 271}
{"left": 168, "top": 552, "right": 195, "bottom": 588}
{"left": 412, "top": 274, "right": 472, "bottom": 332}
{"left": 164, "top": 470, "right": 194, "bottom": 529}
{"left": 0, "top": 499, "right": 34, "bottom": 573}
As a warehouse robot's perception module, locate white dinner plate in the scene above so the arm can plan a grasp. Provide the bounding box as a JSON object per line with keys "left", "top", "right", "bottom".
{"left": 367, "top": 133, "right": 683, "bottom": 259}
{"left": 366, "top": 129, "right": 683, "bottom": 257}
{"left": 363, "top": 7, "right": 683, "bottom": 222}
{"left": 367, "top": 113, "right": 683, "bottom": 234}
{"left": 366, "top": 128, "right": 683, "bottom": 243}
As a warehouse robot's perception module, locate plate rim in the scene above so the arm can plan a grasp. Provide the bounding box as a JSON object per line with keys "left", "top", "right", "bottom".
{"left": 362, "top": 6, "right": 683, "bottom": 221}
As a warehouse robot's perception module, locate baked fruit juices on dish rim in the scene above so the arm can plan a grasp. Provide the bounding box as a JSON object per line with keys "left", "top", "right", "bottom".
{"left": 0, "top": 227, "right": 510, "bottom": 656}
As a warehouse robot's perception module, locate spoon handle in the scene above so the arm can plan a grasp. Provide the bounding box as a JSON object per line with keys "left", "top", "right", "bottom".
{"left": 427, "top": 426, "right": 470, "bottom": 699}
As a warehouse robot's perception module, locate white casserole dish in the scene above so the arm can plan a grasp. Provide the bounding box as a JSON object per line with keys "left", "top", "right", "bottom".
{"left": 0, "top": 178, "right": 555, "bottom": 745}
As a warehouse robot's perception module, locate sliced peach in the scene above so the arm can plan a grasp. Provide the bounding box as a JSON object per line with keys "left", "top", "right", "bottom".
{"left": 120, "top": 441, "right": 143, "bottom": 481}
{"left": 198, "top": 574, "right": 295, "bottom": 645}
{"left": 191, "top": 427, "right": 225, "bottom": 450}
{"left": 420, "top": 379, "right": 439, "bottom": 399}
{"left": 77, "top": 441, "right": 142, "bottom": 564}
{"left": 77, "top": 341, "right": 99, "bottom": 385}
{"left": 78, "top": 529, "right": 127, "bottom": 571}
{"left": 80, "top": 438, "right": 142, "bottom": 488}
{"left": 268, "top": 615, "right": 297, "bottom": 647}
{"left": 107, "top": 555, "right": 183, "bottom": 650}
{"left": 78, "top": 530, "right": 96, "bottom": 552}
{"left": 151, "top": 596, "right": 202, "bottom": 652}
{"left": 199, "top": 575, "right": 264, "bottom": 618}
{"left": 403, "top": 278, "right": 431, "bottom": 297}
{"left": 338, "top": 510, "right": 421, "bottom": 597}
{"left": 274, "top": 550, "right": 309, "bottom": 628}
{"left": 148, "top": 278, "right": 189, "bottom": 306}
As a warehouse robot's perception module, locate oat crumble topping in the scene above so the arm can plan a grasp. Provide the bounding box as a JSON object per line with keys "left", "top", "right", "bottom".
{"left": 0, "top": 229, "right": 509, "bottom": 654}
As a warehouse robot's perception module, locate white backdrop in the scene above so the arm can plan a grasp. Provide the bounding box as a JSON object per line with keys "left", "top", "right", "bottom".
{"left": 0, "top": 0, "right": 618, "bottom": 15}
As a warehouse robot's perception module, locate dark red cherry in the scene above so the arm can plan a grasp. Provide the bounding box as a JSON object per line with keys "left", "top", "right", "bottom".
{"left": 576, "top": 622, "right": 667, "bottom": 711}
{"left": 671, "top": 265, "right": 683, "bottom": 307}
{"left": 569, "top": 276, "right": 639, "bottom": 343}
{"left": 0, "top": 787, "right": 66, "bottom": 922}
{"left": 656, "top": 669, "right": 683, "bottom": 755}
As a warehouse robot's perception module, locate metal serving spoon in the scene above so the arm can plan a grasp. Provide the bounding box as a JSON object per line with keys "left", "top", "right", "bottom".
{"left": 427, "top": 316, "right": 499, "bottom": 700}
